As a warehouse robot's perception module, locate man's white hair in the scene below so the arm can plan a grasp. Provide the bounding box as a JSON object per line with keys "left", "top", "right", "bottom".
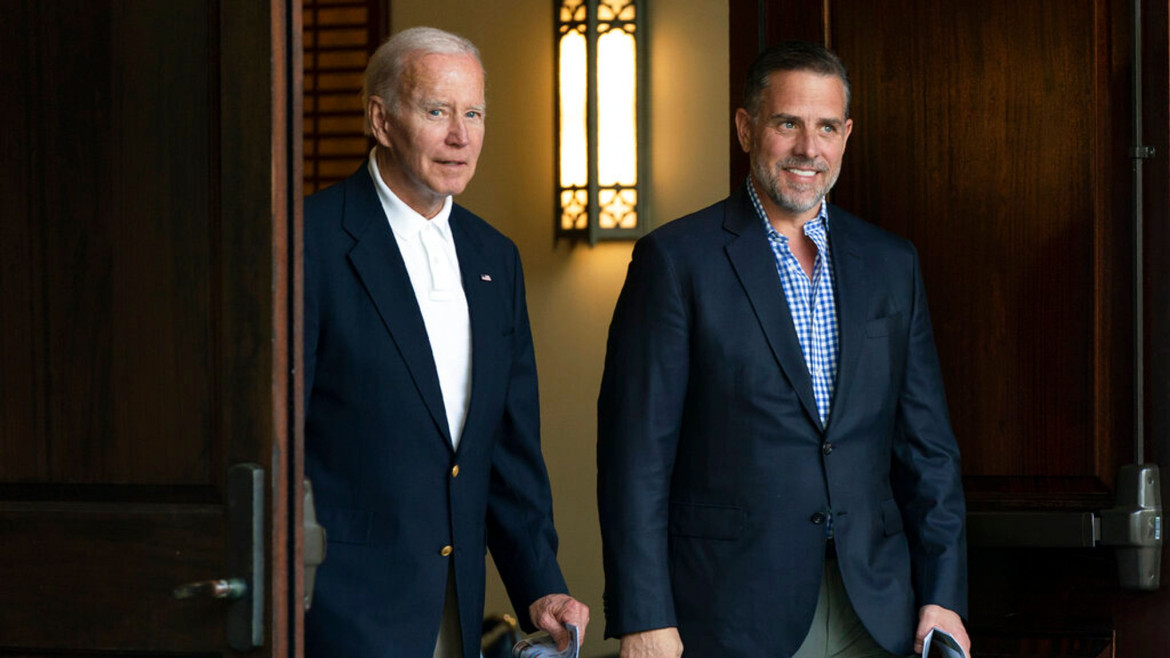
{"left": 361, "top": 26, "right": 482, "bottom": 135}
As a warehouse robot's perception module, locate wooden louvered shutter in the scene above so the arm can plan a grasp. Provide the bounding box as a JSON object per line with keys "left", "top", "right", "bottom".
{"left": 303, "top": 0, "right": 390, "bottom": 194}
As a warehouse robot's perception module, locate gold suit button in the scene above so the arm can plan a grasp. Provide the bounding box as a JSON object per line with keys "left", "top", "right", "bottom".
{"left": 440, "top": 545, "right": 453, "bottom": 557}
{"left": 451, "top": 464, "right": 460, "bottom": 478}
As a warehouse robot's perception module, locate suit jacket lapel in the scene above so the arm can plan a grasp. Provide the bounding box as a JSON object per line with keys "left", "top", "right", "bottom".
{"left": 722, "top": 187, "right": 823, "bottom": 431}
{"left": 449, "top": 207, "right": 495, "bottom": 455}
{"left": 341, "top": 170, "right": 453, "bottom": 448}
{"left": 826, "top": 207, "right": 873, "bottom": 430}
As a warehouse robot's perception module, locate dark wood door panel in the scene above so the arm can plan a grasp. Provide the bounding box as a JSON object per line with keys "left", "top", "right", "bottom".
{"left": 0, "top": 504, "right": 224, "bottom": 651}
{"left": 828, "top": 0, "right": 1127, "bottom": 507}
{"left": 0, "top": 0, "right": 297, "bottom": 654}
{"left": 0, "top": 0, "right": 219, "bottom": 486}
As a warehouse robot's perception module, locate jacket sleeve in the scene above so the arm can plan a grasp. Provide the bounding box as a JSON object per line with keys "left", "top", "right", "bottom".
{"left": 485, "top": 242, "right": 568, "bottom": 627}
{"left": 597, "top": 234, "right": 691, "bottom": 638}
{"left": 890, "top": 245, "right": 968, "bottom": 619}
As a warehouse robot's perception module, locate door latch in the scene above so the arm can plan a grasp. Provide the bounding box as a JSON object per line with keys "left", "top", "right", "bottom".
{"left": 1098, "top": 464, "right": 1162, "bottom": 591}
{"left": 173, "top": 463, "right": 265, "bottom": 650}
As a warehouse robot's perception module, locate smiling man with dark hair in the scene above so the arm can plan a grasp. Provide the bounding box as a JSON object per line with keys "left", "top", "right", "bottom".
{"left": 598, "top": 41, "right": 968, "bottom": 658}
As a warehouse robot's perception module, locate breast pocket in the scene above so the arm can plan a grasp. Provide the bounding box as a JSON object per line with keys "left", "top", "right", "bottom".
{"left": 865, "top": 312, "right": 902, "bottom": 339}
{"left": 856, "top": 313, "right": 904, "bottom": 407}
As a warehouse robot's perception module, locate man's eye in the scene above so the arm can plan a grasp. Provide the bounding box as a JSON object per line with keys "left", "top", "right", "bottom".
{"left": 781, "top": 121, "right": 796, "bottom": 129}
{"left": 821, "top": 125, "right": 835, "bottom": 133}
{"left": 428, "top": 109, "right": 443, "bottom": 117}
{"left": 465, "top": 111, "right": 481, "bottom": 120}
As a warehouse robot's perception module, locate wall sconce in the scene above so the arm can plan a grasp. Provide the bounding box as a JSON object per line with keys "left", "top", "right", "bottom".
{"left": 555, "top": 0, "right": 648, "bottom": 245}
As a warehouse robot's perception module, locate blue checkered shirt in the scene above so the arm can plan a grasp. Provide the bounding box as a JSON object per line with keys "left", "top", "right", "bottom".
{"left": 746, "top": 180, "right": 839, "bottom": 428}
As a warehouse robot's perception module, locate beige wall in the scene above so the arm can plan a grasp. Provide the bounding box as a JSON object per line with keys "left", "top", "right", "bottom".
{"left": 391, "top": 2, "right": 729, "bottom": 655}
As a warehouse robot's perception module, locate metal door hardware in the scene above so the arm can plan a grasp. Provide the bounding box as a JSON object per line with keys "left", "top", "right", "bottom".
{"left": 173, "top": 579, "right": 247, "bottom": 600}
{"left": 966, "top": 464, "right": 1162, "bottom": 591}
{"left": 1098, "top": 464, "right": 1162, "bottom": 590}
{"left": 304, "top": 479, "right": 327, "bottom": 610}
{"left": 172, "top": 463, "right": 265, "bottom": 650}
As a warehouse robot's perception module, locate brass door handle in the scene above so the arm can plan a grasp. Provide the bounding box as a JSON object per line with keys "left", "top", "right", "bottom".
{"left": 173, "top": 578, "right": 248, "bottom": 600}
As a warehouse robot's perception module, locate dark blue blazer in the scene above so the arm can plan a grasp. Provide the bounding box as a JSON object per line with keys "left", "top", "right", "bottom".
{"left": 305, "top": 167, "right": 568, "bottom": 657}
{"left": 597, "top": 186, "right": 967, "bottom": 657}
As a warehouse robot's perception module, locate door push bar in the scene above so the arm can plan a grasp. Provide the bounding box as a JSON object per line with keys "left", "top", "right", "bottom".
{"left": 966, "top": 464, "right": 1162, "bottom": 591}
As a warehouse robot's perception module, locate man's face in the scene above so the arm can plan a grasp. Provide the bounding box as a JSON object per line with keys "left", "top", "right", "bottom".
{"left": 369, "top": 51, "right": 485, "bottom": 218}
{"left": 735, "top": 70, "right": 853, "bottom": 222}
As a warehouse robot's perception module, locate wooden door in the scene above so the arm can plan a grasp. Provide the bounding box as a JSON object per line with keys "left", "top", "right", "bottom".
{"left": 731, "top": 0, "right": 1170, "bottom": 654}
{"left": 0, "top": 0, "right": 304, "bottom": 654}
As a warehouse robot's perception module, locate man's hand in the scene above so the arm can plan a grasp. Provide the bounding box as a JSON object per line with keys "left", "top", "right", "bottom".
{"left": 619, "top": 627, "right": 683, "bottom": 658}
{"left": 528, "top": 593, "right": 590, "bottom": 651}
{"left": 915, "top": 604, "right": 970, "bottom": 656}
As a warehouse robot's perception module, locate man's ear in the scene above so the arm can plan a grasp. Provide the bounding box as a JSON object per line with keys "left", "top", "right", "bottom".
{"left": 368, "top": 96, "right": 393, "bottom": 148}
{"left": 734, "top": 107, "right": 754, "bottom": 154}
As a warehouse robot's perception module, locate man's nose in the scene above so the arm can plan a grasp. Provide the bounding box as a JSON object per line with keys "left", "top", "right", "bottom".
{"left": 447, "top": 116, "right": 469, "bottom": 146}
{"left": 792, "top": 128, "right": 818, "bottom": 156}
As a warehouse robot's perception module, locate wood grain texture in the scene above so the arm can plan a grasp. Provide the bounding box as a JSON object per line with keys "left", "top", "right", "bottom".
{"left": 831, "top": 0, "right": 1105, "bottom": 486}
{"left": 0, "top": 0, "right": 44, "bottom": 482}
{"left": 0, "top": 0, "right": 294, "bottom": 653}
{"left": 0, "top": 504, "right": 224, "bottom": 649}
{"left": 1, "top": 0, "right": 216, "bottom": 487}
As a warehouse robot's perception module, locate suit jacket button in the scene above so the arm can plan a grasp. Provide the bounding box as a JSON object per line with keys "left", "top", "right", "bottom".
{"left": 822, "top": 442, "right": 834, "bottom": 456}
{"left": 440, "top": 545, "right": 454, "bottom": 556}
{"left": 451, "top": 464, "right": 460, "bottom": 478}
{"left": 810, "top": 512, "right": 826, "bottom": 525}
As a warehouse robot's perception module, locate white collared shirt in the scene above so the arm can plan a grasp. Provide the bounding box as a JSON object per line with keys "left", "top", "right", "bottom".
{"left": 368, "top": 149, "right": 472, "bottom": 449}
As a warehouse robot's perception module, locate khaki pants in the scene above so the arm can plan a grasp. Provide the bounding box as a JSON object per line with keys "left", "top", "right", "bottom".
{"left": 432, "top": 563, "right": 464, "bottom": 658}
{"left": 791, "top": 554, "right": 903, "bottom": 658}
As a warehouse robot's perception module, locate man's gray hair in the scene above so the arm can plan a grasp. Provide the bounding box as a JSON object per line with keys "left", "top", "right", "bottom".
{"left": 362, "top": 26, "right": 482, "bottom": 134}
{"left": 743, "top": 41, "right": 851, "bottom": 120}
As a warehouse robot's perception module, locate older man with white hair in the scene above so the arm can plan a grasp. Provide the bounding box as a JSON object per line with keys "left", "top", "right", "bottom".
{"left": 304, "top": 26, "right": 589, "bottom": 658}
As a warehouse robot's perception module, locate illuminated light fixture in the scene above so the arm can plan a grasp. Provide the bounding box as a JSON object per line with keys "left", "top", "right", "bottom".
{"left": 555, "top": 0, "right": 648, "bottom": 245}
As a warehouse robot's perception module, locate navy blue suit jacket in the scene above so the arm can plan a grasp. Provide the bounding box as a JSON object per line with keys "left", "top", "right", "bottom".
{"left": 305, "top": 167, "right": 567, "bottom": 657}
{"left": 597, "top": 186, "right": 967, "bottom": 656}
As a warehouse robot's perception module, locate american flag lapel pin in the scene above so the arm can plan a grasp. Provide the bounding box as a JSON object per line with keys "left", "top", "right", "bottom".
{"left": 480, "top": 274, "right": 492, "bottom": 282}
